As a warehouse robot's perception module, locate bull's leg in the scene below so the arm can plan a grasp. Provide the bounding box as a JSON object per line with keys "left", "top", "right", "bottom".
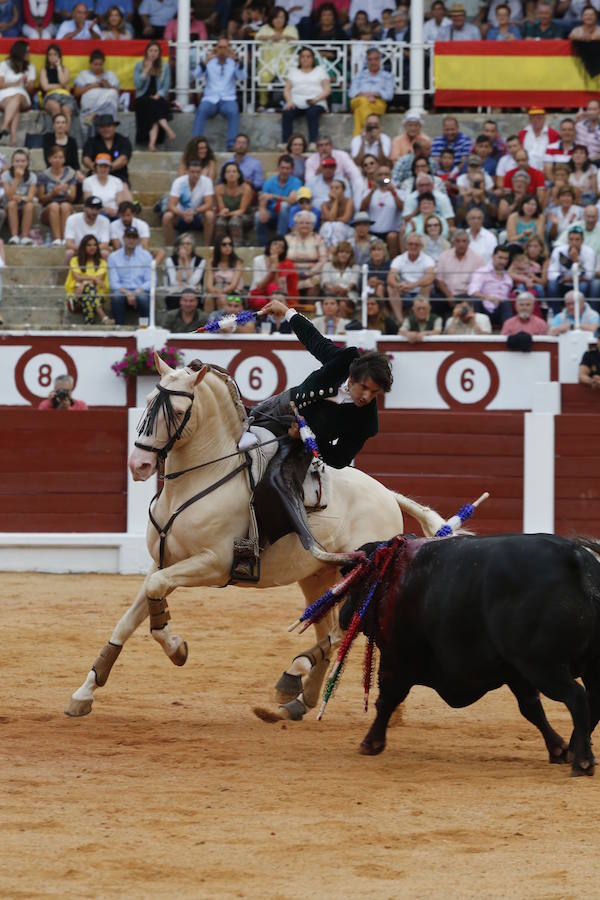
{"left": 360, "top": 660, "right": 411, "bottom": 756}
{"left": 517, "top": 662, "right": 594, "bottom": 776}
{"left": 507, "top": 676, "right": 568, "bottom": 764}
{"left": 65, "top": 574, "right": 152, "bottom": 717}
{"left": 582, "top": 663, "right": 600, "bottom": 736}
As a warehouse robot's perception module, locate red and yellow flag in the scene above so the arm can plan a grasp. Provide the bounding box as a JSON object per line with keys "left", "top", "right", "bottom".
{"left": 434, "top": 39, "right": 600, "bottom": 107}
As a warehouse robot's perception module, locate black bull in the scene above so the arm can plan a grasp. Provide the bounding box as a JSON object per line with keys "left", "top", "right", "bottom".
{"left": 340, "top": 533, "right": 600, "bottom": 776}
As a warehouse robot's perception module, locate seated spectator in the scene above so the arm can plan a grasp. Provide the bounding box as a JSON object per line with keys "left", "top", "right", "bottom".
{"left": 434, "top": 147, "right": 460, "bottom": 192}
{"left": 286, "top": 132, "right": 307, "bottom": 182}
{"left": 547, "top": 186, "right": 584, "bottom": 242}
{"left": 364, "top": 295, "right": 398, "bottom": 334}
{"left": 83, "top": 154, "right": 128, "bottom": 220}
{"left": 422, "top": 0, "right": 452, "bottom": 41}
{"left": 110, "top": 200, "right": 151, "bottom": 250}
{"left": 320, "top": 240, "right": 360, "bottom": 301}
{"left": 306, "top": 154, "right": 350, "bottom": 211}
{"left": 38, "top": 374, "right": 88, "bottom": 410}
{"left": 74, "top": 50, "right": 120, "bottom": 129}
{"left": 556, "top": 203, "right": 600, "bottom": 256}
{"left": 468, "top": 244, "right": 513, "bottom": 329}
{"left": 193, "top": 39, "right": 246, "bottom": 151}
{"left": 285, "top": 210, "right": 327, "bottom": 303}
{"left": 387, "top": 234, "right": 435, "bottom": 321}
{"left": 389, "top": 112, "right": 433, "bottom": 164}
{"left": 503, "top": 148, "right": 546, "bottom": 205}
{"left": 43, "top": 111, "right": 80, "bottom": 176}
{"left": 0, "top": 40, "right": 35, "bottom": 148}
{"left": 366, "top": 239, "right": 390, "bottom": 297}
{"left": 466, "top": 207, "right": 498, "bottom": 263}
{"left": 435, "top": 230, "right": 484, "bottom": 305}
{"left": 455, "top": 176, "right": 498, "bottom": 230}
{"left": 544, "top": 117, "right": 577, "bottom": 178}
{"left": 163, "top": 233, "right": 206, "bottom": 310}
{"left": 508, "top": 245, "right": 545, "bottom": 298}
{"left": 281, "top": 47, "right": 330, "bottom": 152}
{"left": 422, "top": 213, "right": 450, "bottom": 262}
{"left": 399, "top": 297, "right": 443, "bottom": 342}
{"left": 568, "top": 145, "right": 598, "bottom": 205}
{"left": 360, "top": 162, "right": 403, "bottom": 258}
{"left": 107, "top": 226, "right": 152, "bottom": 325}
{"left": 83, "top": 113, "right": 132, "bottom": 186}
{"left": 139, "top": 0, "right": 178, "bottom": 38}
{"left": 350, "top": 114, "right": 392, "bottom": 166}
{"left": 481, "top": 119, "right": 508, "bottom": 162}
{"left": 486, "top": 3, "right": 522, "bottom": 38}
{"left": 22, "top": 0, "right": 56, "bottom": 39}
{"left": 444, "top": 299, "right": 491, "bottom": 334}
{"left": 204, "top": 234, "right": 244, "bottom": 312}
{"left": 578, "top": 328, "right": 600, "bottom": 388}
{"left": 522, "top": 0, "right": 563, "bottom": 38}
{"left": 431, "top": 115, "right": 473, "bottom": 169}
{"left": 506, "top": 195, "right": 545, "bottom": 245}
{"left": 224, "top": 133, "right": 265, "bottom": 193}
{"left": 65, "top": 195, "right": 110, "bottom": 261}
{"left": 65, "top": 233, "right": 112, "bottom": 324}
{"left": 575, "top": 99, "right": 600, "bottom": 165}
{"left": 338, "top": 296, "right": 362, "bottom": 330}
{"left": 348, "top": 47, "right": 394, "bottom": 138}
{"left": 258, "top": 288, "right": 294, "bottom": 333}
{"left": 255, "top": 6, "right": 298, "bottom": 111}
{"left": 497, "top": 169, "right": 533, "bottom": 225}
{"left": 215, "top": 161, "right": 253, "bottom": 244}
{"left": 569, "top": 5, "right": 600, "bottom": 39}
{"left": 162, "top": 158, "right": 215, "bottom": 246}
{"left": 501, "top": 291, "right": 548, "bottom": 335}
{"left": 56, "top": 2, "right": 101, "bottom": 38}
{"left": 456, "top": 155, "right": 495, "bottom": 196}
{"left": 305, "top": 134, "right": 363, "bottom": 207}
{"left": 523, "top": 234, "right": 548, "bottom": 296}
{"left": 311, "top": 294, "right": 348, "bottom": 335}
{"left": 40, "top": 45, "right": 76, "bottom": 132}
{"left": 177, "top": 136, "right": 217, "bottom": 183}
{"left": 134, "top": 41, "right": 174, "bottom": 151}
{"left": 349, "top": 210, "right": 376, "bottom": 266}
{"left": 37, "top": 144, "right": 77, "bottom": 244}
{"left": 495, "top": 134, "right": 522, "bottom": 190}
{"left": 403, "top": 173, "right": 455, "bottom": 233}
{"left": 255, "top": 153, "right": 301, "bottom": 246}
{"left": 397, "top": 158, "right": 443, "bottom": 195}
{"left": 439, "top": 3, "right": 481, "bottom": 38}
{"left": 101, "top": 5, "right": 134, "bottom": 39}
{"left": 319, "top": 179, "right": 354, "bottom": 246}
{"left": 465, "top": 135, "right": 498, "bottom": 179}
{"left": 406, "top": 192, "right": 450, "bottom": 240}
{"left": 547, "top": 225, "right": 596, "bottom": 303}
{"left": 306, "top": 2, "right": 347, "bottom": 42}
{"left": 162, "top": 288, "right": 208, "bottom": 333}
{"left": 518, "top": 107, "right": 560, "bottom": 172}
{"left": 287, "top": 185, "right": 321, "bottom": 231}
{"left": 550, "top": 289, "right": 600, "bottom": 334}
{"left": 249, "top": 236, "right": 299, "bottom": 310}
{"left": 3, "top": 148, "right": 36, "bottom": 245}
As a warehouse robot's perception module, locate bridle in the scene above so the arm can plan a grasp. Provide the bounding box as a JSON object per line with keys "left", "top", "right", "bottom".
{"left": 134, "top": 383, "right": 195, "bottom": 461}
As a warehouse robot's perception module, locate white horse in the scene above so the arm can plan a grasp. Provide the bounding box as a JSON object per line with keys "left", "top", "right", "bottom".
{"left": 65, "top": 356, "right": 445, "bottom": 719}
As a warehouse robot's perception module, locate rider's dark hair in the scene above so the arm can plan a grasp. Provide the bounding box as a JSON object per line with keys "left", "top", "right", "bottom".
{"left": 349, "top": 351, "right": 393, "bottom": 393}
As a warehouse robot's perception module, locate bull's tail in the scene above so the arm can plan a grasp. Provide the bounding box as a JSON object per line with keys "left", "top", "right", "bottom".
{"left": 393, "top": 493, "right": 445, "bottom": 538}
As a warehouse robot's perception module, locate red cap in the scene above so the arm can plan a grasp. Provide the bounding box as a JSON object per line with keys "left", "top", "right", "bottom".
{"left": 321, "top": 156, "right": 337, "bottom": 167}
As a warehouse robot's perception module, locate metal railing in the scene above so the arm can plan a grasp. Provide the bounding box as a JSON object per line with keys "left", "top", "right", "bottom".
{"left": 172, "top": 40, "right": 435, "bottom": 113}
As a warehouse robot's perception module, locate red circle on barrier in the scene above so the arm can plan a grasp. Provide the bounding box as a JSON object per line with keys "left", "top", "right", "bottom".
{"left": 228, "top": 348, "right": 288, "bottom": 404}
{"left": 436, "top": 351, "right": 499, "bottom": 410}
{"left": 14, "top": 345, "right": 78, "bottom": 405}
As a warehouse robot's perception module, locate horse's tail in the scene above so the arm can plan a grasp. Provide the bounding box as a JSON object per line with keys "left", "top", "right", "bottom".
{"left": 393, "top": 492, "right": 446, "bottom": 538}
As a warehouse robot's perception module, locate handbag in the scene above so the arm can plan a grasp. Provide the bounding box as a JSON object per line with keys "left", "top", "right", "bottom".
{"left": 25, "top": 133, "right": 44, "bottom": 149}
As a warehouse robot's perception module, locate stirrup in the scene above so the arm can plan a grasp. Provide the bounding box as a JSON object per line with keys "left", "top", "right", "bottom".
{"left": 230, "top": 537, "right": 260, "bottom": 583}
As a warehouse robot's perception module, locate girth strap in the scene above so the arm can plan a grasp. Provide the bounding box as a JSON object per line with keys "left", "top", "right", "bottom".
{"left": 149, "top": 459, "right": 251, "bottom": 570}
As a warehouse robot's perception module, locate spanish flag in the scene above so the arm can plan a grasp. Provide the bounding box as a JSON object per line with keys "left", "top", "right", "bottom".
{"left": 435, "top": 40, "right": 600, "bottom": 107}
{"left": 0, "top": 39, "right": 169, "bottom": 92}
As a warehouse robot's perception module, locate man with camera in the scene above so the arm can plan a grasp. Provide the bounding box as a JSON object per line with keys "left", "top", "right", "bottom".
{"left": 38, "top": 374, "right": 88, "bottom": 410}
{"left": 444, "top": 300, "right": 491, "bottom": 335}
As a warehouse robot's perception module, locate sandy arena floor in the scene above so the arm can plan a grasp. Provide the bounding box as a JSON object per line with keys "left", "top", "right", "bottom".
{"left": 1, "top": 572, "right": 598, "bottom": 899}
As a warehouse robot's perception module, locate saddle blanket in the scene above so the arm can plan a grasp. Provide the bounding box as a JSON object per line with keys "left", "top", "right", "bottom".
{"left": 241, "top": 425, "right": 330, "bottom": 510}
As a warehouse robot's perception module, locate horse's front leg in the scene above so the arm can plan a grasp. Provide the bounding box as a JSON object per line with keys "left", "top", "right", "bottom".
{"left": 65, "top": 568, "right": 156, "bottom": 717}
{"left": 145, "top": 550, "right": 228, "bottom": 664}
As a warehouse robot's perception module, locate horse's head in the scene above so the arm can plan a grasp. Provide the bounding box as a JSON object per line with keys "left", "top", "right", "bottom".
{"left": 128, "top": 352, "right": 207, "bottom": 481}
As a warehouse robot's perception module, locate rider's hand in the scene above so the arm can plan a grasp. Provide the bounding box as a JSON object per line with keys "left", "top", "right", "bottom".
{"left": 258, "top": 298, "right": 289, "bottom": 317}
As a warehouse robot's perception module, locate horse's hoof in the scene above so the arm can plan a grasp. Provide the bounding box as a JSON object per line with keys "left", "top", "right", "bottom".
{"left": 64, "top": 697, "right": 93, "bottom": 717}
{"left": 359, "top": 739, "right": 385, "bottom": 756}
{"left": 278, "top": 697, "right": 307, "bottom": 721}
{"left": 274, "top": 671, "right": 302, "bottom": 703}
{"left": 169, "top": 641, "right": 188, "bottom": 667}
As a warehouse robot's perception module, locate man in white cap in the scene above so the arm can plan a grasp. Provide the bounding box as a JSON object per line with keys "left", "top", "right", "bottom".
{"left": 390, "top": 112, "right": 433, "bottom": 162}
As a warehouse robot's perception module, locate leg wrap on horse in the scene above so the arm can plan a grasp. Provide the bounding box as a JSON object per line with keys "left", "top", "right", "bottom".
{"left": 148, "top": 596, "right": 171, "bottom": 631}
{"left": 294, "top": 636, "right": 331, "bottom": 669}
{"left": 92, "top": 641, "right": 123, "bottom": 687}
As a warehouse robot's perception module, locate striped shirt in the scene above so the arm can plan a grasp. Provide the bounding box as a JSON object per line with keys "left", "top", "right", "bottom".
{"left": 575, "top": 118, "right": 600, "bottom": 161}
{"left": 431, "top": 132, "right": 472, "bottom": 163}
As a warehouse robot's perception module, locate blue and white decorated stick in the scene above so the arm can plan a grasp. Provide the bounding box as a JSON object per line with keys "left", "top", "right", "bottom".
{"left": 435, "top": 492, "right": 489, "bottom": 537}
{"left": 197, "top": 310, "right": 257, "bottom": 333}
{"left": 289, "top": 400, "right": 321, "bottom": 460}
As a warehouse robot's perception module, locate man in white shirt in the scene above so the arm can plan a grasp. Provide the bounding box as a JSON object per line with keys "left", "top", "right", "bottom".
{"left": 466, "top": 207, "right": 497, "bottom": 263}
{"left": 547, "top": 225, "right": 597, "bottom": 308}
{"left": 350, "top": 115, "right": 392, "bottom": 164}
{"left": 403, "top": 174, "right": 456, "bottom": 229}
{"left": 56, "top": 2, "right": 101, "bottom": 39}
{"left": 64, "top": 196, "right": 110, "bottom": 262}
{"left": 387, "top": 233, "right": 436, "bottom": 321}
{"left": 423, "top": 0, "right": 452, "bottom": 40}
{"left": 110, "top": 200, "right": 151, "bottom": 250}
{"left": 74, "top": 50, "right": 120, "bottom": 124}
{"left": 82, "top": 153, "right": 125, "bottom": 219}
{"left": 438, "top": 3, "right": 482, "bottom": 38}
{"left": 518, "top": 108, "right": 559, "bottom": 173}
{"left": 162, "top": 159, "right": 215, "bottom": 245}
